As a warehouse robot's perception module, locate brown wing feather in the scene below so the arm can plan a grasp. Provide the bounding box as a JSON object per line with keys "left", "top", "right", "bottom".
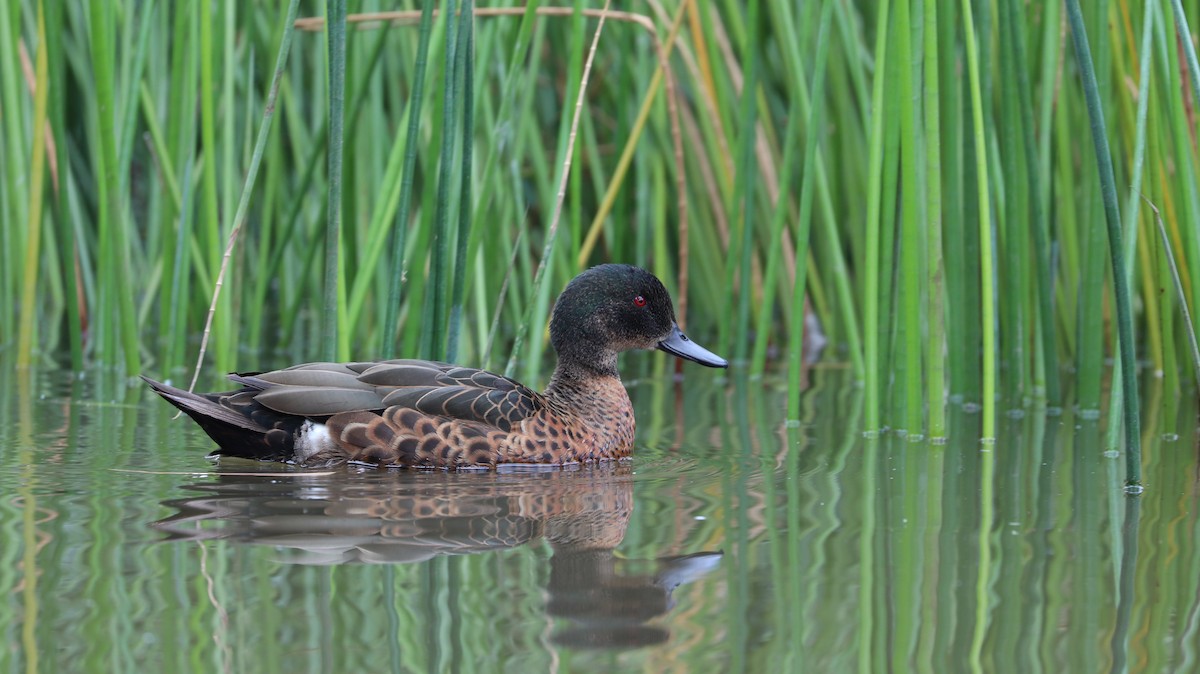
{"left": 254, "top": 386, "right": 385, "bottom": 416}
{"left": 376, "top": 384, "right": 543, "bottom": 431}
{"left": 251, "top": 368, "right": 374, "bottom": 390}
{"left": 212, "top": 359, "right": 553, "bottom": 466}
{"left": 327, "top": 409, "right": 509, "bottom": 468}
{"left": 351, "top": 360, "right": 547, "bottom": 429}
{"left": 357, "top": 362, "right": 451, "bottom": 387}
{"left": 355, "top": 360, "right": 521, "bottom": 391}
{"left": 228, "top": 359, "right": 545, "bottom": 423}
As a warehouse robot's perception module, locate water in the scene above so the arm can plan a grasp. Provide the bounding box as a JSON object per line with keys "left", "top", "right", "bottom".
{"left": 2, "top": 363, "right": 1198, "bottom": 672}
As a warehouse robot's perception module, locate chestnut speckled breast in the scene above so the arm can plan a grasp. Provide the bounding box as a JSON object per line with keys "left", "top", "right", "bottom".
{"left": 144, "top": 264, "right": 727, "bottom": 469}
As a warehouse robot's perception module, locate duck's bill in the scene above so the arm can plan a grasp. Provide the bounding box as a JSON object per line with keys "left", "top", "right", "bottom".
{"left": 657, "top": 325, "right": 729, "bottom": 368}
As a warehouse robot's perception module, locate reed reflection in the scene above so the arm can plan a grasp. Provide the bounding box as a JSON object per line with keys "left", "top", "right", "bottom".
{"left": 153, "top": 463, "right": 721, "bottom": 650}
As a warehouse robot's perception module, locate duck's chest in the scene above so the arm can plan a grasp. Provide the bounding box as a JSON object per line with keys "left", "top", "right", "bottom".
{"left": 530, "top": 377, "right": 636, "bottom": 463}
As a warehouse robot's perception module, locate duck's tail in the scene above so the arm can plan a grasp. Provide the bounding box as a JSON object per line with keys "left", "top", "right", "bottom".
{"left": 141, "top": 375, "right": 295, "bottom": 461}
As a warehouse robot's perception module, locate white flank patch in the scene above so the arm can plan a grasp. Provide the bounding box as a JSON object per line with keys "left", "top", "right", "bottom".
{"left": 295, "top": 421, "right": 334, "bottom": 463}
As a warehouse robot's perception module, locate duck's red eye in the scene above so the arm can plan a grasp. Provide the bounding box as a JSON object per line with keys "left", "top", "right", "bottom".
{"left": 633, "top": 295, "right": 647, "bottom": 308}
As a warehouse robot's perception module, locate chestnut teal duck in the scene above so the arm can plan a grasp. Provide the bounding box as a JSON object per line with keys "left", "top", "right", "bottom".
{"left": 143, "top": 264, "right": 727, "bottom": 469}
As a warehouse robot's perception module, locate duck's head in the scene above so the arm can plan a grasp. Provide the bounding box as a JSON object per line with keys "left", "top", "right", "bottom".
{"left": 549, "top": 264, "right": 728, "bottom": 375}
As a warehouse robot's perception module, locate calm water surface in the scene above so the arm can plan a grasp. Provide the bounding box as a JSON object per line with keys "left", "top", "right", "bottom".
{"left": 1, "top": 362, "right": 1198, "bottom": 673}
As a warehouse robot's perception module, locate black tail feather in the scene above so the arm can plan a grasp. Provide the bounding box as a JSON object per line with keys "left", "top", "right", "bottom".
{"left": 142, "top": 376, "right": 297, "bottom": 461}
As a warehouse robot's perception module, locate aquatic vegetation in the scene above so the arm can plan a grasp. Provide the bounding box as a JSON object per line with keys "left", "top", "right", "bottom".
{"left": 2, "top": 1, "right": 1197, "bottom": 462}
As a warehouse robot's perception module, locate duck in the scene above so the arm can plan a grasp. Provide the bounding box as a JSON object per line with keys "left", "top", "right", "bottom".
{"left": 143, "top": 264, "right": 727, "bottom": 469}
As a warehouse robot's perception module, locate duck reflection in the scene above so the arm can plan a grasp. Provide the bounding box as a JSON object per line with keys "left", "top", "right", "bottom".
{"left": 154, "top": 463, "right": 721, "bottom": 650}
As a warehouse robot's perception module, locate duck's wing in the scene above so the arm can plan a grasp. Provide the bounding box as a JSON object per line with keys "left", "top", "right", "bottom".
{"left": 239, "top": 359, "right": 548, "bottom": 431}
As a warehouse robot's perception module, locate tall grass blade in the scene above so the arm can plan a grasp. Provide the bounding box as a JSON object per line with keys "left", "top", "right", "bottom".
{"left": 323, "top": 0, "right": 347, "bottom": 361}
{"left": 863, "top": 0, "right": 893, "bottom": 433}
{"left": 961, "top": 0, "right": 996, "bottom": 441}
{"left": 1106, "top": 0, "right": 1159, "bottom": 459}
{"left": 786, "top": 0, "right": 834, "bottom": 419}
{"left": 1064, "top": 0, "right": 1141, "bottom": 488}
{"left": 381, "top": 0, "right": 437, "bottom": 358}
{"left": 16, "top": 3, "right": 49, "bottom": 368}
{"left": 44, "top": 0, "right": 81, "bottom": 370}
{"left": 0, "top": 1, "right": 28, "bottom": 350}
{"left": 923, "top": 0, "right": 946, "bottom": 438}
{"left": 427, "top": 0, "right": 462, "bottom": 361}
{"left": 90, "top": 0, "right": 141, "bottom": 372}
{"left": 1002, "top": 0, "right": 1058, "bottom": 406}
{"left": 730, "top": 0, "right": 761, "bottom": 365}
{"left": 446, "top": 0, "right": 475, "bottom": 363}
{"left": 896, "top": 0, "right": 923, "bottom": 438}
{"left": 198, "top": 0, "right": 227, "bottom": 371}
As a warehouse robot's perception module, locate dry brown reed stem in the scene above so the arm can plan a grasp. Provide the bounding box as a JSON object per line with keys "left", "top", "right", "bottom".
{"left": 183, "top": 212, "right": 241, "bottom": 398}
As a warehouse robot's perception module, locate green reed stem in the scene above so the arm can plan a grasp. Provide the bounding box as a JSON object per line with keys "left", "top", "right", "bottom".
{"left": 997, "top": 0, "right": 1028, "bottom": 405}
{"left": 731, "top": 0, "right": 760, "bottom": 365}
{"left": 750, "top": 100, "right": 801, "bottom": 378}
{"left": 279, "top": 22, "right": 395, "bottom": 334}
{"left": 154, "top": 1, "right": 197, "bottom": 372}
{"left": 117, "top": 1, "right": 157, "bottom": 200}
{"left": 0, "top": 2, "right": 25, "bottom": 349}
{"left": 923, "top": 0, "right": 945, "bottom": 438}
{"left": 381, "top": 0, "right": 437, "bottom": 357}
{"left": 43, "top": 0, "right": 82, "bottom": 370}
{"left": 446, "top": 0, "right": 475, "bottom": 363}
{"left": 961, "top": 0, "right": 995, "bottom": 440}
{"left": 880, "top": 83, "right": 901, "bottom": 426}
{"left": 168, "top": 164, "right": 194, "bottom": 378}
{"left": 1064, "top": 0, "right": 1140, "bottom": 486}
{"left": 786, "top": 0, "right": 834, "bottom": 420}
{"left": 896, "top": 0, "right": 923, "bottom": 438}
{"left": 426, "top": 0, "right": 462, "bottom": 361}
{"left": 1072, "top": 30, "right": 1106, "bottom": 414}
{"left": 90, "top": 0, "right": 141, "bottom": 372}
{"left": 863, "top": 0, "right": 892, "bottom": 433}
{"left": 1107, "top": 0, "right": 1157, "bottom": 458}
{"left": 1003, "top": 0, "right": 1058, "bottom": 405}
{"left": 322, "top": 0, "right": 347, "bottom": 361}
{"left": 197, "top": 0, "right": 223, "bottom": 366}
{"left": 16, "top": 3, "right": 49, "bottom": 368}
{"left": 939, "top": 0, "right": 967, "bottom": 399}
